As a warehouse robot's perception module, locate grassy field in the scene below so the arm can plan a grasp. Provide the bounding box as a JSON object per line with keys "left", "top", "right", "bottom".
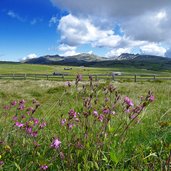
{"left": 0, "top": 64, "right": 171, "bottom": 170}
{"left": 0, "top": 63, "right": 171, "bottom": 75}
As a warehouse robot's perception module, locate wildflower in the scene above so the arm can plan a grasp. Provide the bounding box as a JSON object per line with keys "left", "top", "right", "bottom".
{"left": 26, "top": 127, "right": 32, "bottom": 134}
{"left": 68, "top": 123, "right": 74, "bottom": 129}
{"left": 103, "top": 108, "right": 110, "bottom": 114}
{"left": 11, "top": 101, "right": 17, "bottom": 106}
{"left": 149, "top": 95, "right": 155, "bottom": 102}
{"left": 31, "top": 131, "right": 38, "bottom": 137}
{"left": 65, "top": 81, "right": 71, "bottom": 87}
{"left": 33, "top": 118, "right": 39, "bottom": 125}
{"left": 19, "top": 99, "right": 26, "bottom": 104}
{"left": 75, "top": 118, "right": 79, "bottom": 122}
{"left": 39, "top": 122, "right": 46, "bottom": 129}
{"left": 15, "top": 122, "right": 24, "bottom": 128}
{"left": 98, "top": 114, "right": 104, "bottom": 122}
{"left": 40, "top": 165, "right": 48, "bottom": 170}
{"left": 68, "top": 109, "right": 77, "bottom": 118}
{"left": 12, "top": 116, "right": 18, "bottom": 121}
{"left": 3, "top": 105, "right": 10, "bottom": 110}
{"left": 51, "top": 138, "right": 61, "bottom": 149}
{"left": 18, "top": 105, "right": 25, "bottom": 110}
{"left": 93, "top": 110, "right": 98, "bottom": 117}
{"left": 124, "top": 97, "right": 134, "bottom": 107}
{"left": 60, "top": 119, "right": 66, "bottom": 126}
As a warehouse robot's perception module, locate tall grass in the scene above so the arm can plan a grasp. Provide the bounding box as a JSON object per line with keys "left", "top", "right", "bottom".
{"left": 0, "top": 79, "right": 171, "bottom": 170}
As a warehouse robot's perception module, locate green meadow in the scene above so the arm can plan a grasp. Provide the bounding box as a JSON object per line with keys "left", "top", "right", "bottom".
{"left": 0, "top": 64, "right": 171, "bottom": 170}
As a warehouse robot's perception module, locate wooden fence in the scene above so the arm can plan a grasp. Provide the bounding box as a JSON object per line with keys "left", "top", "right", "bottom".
{"left": 0, "top": 73, "right": 171, "bottom": 82}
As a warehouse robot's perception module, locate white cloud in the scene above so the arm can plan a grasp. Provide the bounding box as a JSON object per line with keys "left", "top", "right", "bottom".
{"left": 106, "top": 48, "right": 131, "bottom": 57}
{"left": 58, "top": 43, "right": 78, "bottom": 56}
{"left": 165, "top": 48, "right": 171, "bottom": 58}
{"left": 22, "top": 53, "right": 38, "bottom": 60}
{"left": 58, "top": 44, "right": 76, "bottom": 51}
{"left": 51, "top": 0, "right": 171, "bottom": 57}
{"left": 7, "top": 10, "right": 25, "bottom": 22}
{"left": 58, "top": 14, "right": 122, "bottom": 47}
{"left": 140, "top": 43, "right": 166, "bottom": 56}
{"left": 49, "top": 16, "right": 58, "bottom": 26}
{"left": 60, "top": 50, "right": 79, "bottom": 56}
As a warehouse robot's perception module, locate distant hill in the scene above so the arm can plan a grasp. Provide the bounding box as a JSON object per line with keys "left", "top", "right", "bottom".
{"left": 23, "top": 53, "right": 171, "bottom": 71}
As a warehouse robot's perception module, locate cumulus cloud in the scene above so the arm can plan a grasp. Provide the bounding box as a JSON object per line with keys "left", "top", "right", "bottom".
{"left": 58, "top": 44, "right": 78, "bottom": 56}
{"left": 51, "top": 0, "right": 171, "bottom": 57}
{"left": 106, "top": 48, "right": 131, "bottom": 57}
{"left": 22, "top": 53, "right": 38, "bottom": 61}
{"left": 140, "top": 43, "right": 166, "bottom": 56}
{"left": 58, "top": 14, "right": 122, "bottom": 47}
{"left": 51, "top": 0, "right": 171, "bottom": 18}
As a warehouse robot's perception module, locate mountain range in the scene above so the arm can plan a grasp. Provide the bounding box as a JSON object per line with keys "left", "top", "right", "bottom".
{"left": 22, "top": 53, "right": 171, "bottom": 71}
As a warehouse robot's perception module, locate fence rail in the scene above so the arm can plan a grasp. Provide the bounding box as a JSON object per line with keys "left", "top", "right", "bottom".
{"left": 0, "top": 73, "right": 171, "bottom": 82}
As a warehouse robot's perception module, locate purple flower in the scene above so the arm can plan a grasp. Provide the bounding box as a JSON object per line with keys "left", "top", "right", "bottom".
{"left": 39, "top": 122, "right": 46, "bottom": 129}
{"left": 11, "top": 101, "right": 17, "bottom": 106}
{"left": 68, "top": 109, "right": 77, "bottom": 118}
{"left": 40, "top": 165, "right": 48, "bottom": 170}
{"left": 149, "top": 95, "right": 155, "bottom": 102}
{"left": 103, "top": 108, "right": 110, "bottom": 114}
{"left": 98, "top": 114, "right": 104, "bottom": 122}
{"left": 26, "top": 127, "right": 32, "bottom": 134}
{"left": 31, "top": 131, "right": 38, "bottom": 137}
{"left": 93, "top": 110, "right": 98, "bottom": 117}
{"left": 19, "top": 99, "right": 26, "bottom": 104}
{"left": 68, "top": 123, "right": 74, "bottom": 129}
{"left": 3, "top": 105, "right": 10, "bottom": 110}
{"left": 61, "top": 119, "right": 66, "bottom": 126}
{"left": 51, "top": 138, "right": 61, "bottom": 149}
{"left": 15, "top": 122, "right": 24, "bottom": 128}
{"left": 65, "top": 81, "right": 71, "bottom": 87}
{"left": 18, "top": 105, "right": 25, "bottom": 110}
{"left": 124, "top": 97, "right": 134, "bottom": 107}
{"left": 12, "top": 116, "right": 18, "bottom": 121}
{"left": 33, "top": 118, "right": 39, "bottom": 125}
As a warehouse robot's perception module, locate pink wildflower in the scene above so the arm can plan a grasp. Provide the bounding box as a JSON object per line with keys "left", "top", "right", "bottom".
{"left": 40, "top": 165, "right": 48, "bottom": 170}
{"left": 149, "top": 95, "right": 155, "bottom": 102}
{"left": 61, "top": 119, "right": 66, "bottom": 126}
{"left": 15, "top": 122, "right": 24, "bottom": 128}
{"left": 12, "top": 116, "right": 18, "bottom": 121}
{"left": 124, "top": 97, "right": 134, "bottom": 107}
{"left": 39, "top": 122, "right": 46, "bottom": 129}
{"left": 68, "top": 109, "right": 77, "bottom": 118}
{"left": 98, "top": 114, "right": 104, "bottom": 122}
{"left": 11, "top": 101, "right": 17, "bottom": 106}
{"left": 93, "top": 110, "right": 98, "bottom": 117}
{"left": 51, "top": 138, "right": 61, "bottom": 149}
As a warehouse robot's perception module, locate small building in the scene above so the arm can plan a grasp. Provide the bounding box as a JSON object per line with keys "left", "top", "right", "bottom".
{"left": 112, "top": 72, "right": 122, "bottom": 76}
{"left": 64, "top": 67, "right": 72, "bottom": 70}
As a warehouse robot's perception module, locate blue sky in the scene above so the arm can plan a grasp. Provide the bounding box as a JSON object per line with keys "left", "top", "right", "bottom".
{"left": 0, "top": 0, "right": 171, "bottom": 61}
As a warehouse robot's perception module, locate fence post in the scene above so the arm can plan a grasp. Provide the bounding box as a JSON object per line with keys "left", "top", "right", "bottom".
{"left": 95, "top": 75, "right": 98, "bottom": 81}
{"left": 112, "top": 74, "right": 115, "bottom": 81}
{"left": 134, "top": 74, "right": 137, "bottom": 82}
{"left": 24, "top": 74, "right": 26, "bottom": 80}
{"left": 47, "top": 74, "right": 49, "bottom": 80}
{"left": 13, "top": 74, "right": 15, "bottom": 79}
{"left": 153, "top": 74, "right": 156, "bottom": 80}
{"left": 62, "top": 74, "right": 64, "bottom": 81}
{"left": 35, "top": 74, "right": 36, "bottom": 80}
